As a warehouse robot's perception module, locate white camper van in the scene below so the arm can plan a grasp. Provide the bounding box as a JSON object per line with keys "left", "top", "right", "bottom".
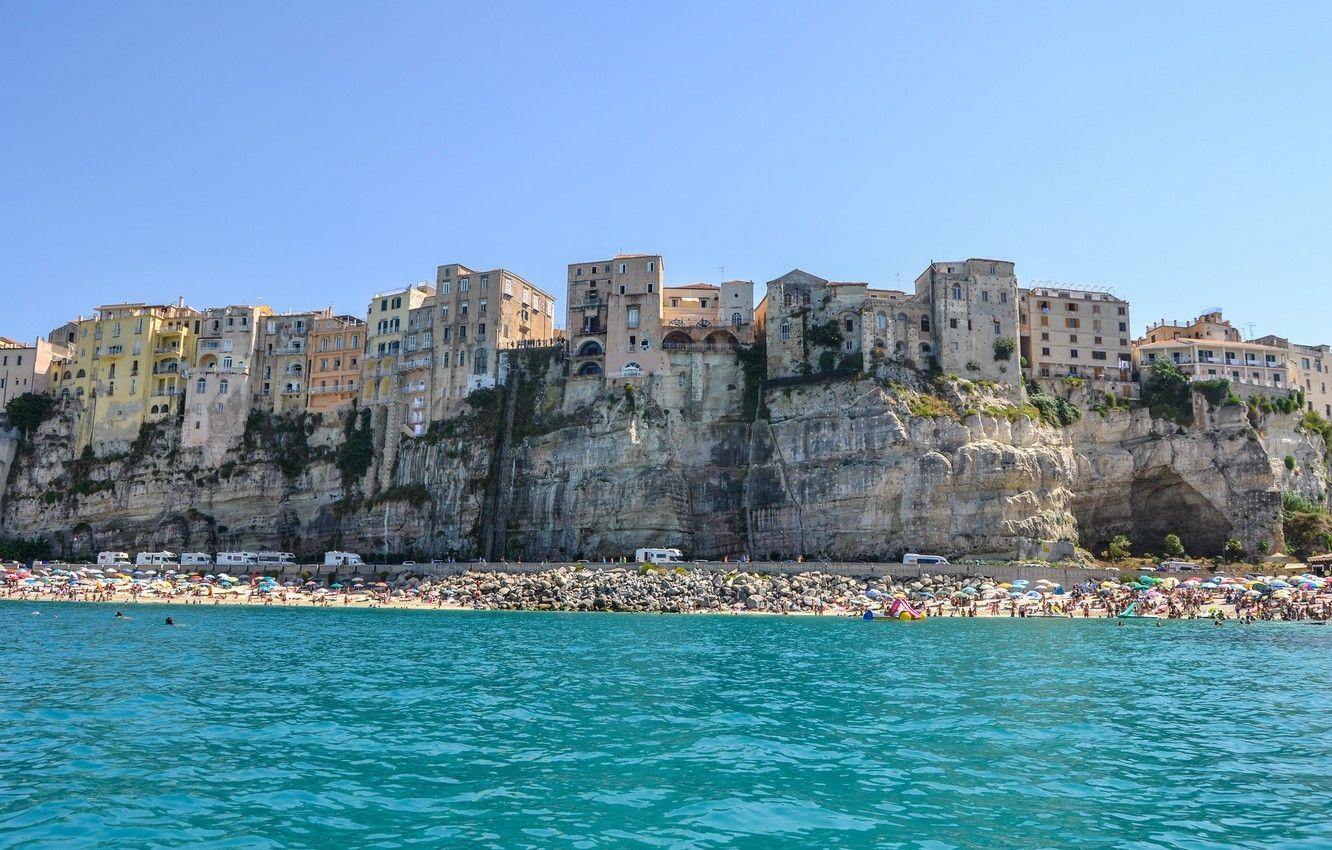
{"left": 135, "top": 551, "right": 179, "bottom": 567}
{"left": 324, "top": 551, "right": 365, "bottom": 567}
{"left": 180, "top": 552, "right": 213, "bottom": 566}
{"left": 635, "top": 548, "right": 684, "bottom": 565}
{"left": 255, "top": 552, "right": 296, "bottom": 566}
{"left": 215, "top": 552, "right": 258, "bottom": 567}
{"left": 97, "top": 552, "right": 131, "bottom": 567}
{"left": 902, "top": 553, "right": 950, "bottom": 567}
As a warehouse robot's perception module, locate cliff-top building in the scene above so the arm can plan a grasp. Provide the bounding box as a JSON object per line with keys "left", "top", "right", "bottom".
{"left": 567, "top": 254, "right": 756, "bottom": 382}
{"left": 307, "top": 315, "right": 365, "bottom": 415}
{"left": 0, "top": 336, "right": 70, "bottom": 406}
{"left": 67, "top": 302, "right": 202, "bottom": 450}
{"left": 764, "top": 259, "right": 1021, "bottom": 388}
{"left": 1133, "top": 311, "right": 1290, "bottom": 394}
{"left": 1019, "top": 286, "right": 1133, "bottom": 397}
{"left": 1251, "top": 335, "right": 1331, "bottom": 417}
{"left": 361, "top": 283, "right": 435, "bottom": 409}
{"left": 182, "top": 305, "right": 271, "bottom": 460}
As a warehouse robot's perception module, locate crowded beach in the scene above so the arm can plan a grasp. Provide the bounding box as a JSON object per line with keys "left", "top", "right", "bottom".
{"left": 3, "top": 563, "right": 1331, "bottom": 622}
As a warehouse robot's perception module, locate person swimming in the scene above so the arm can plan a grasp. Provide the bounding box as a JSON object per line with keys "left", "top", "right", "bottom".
{"left": 115, "top": 611, "right": 124, "bottom": 618}
{"left": 165, "top": 616, "right": 175, "bottom": 625}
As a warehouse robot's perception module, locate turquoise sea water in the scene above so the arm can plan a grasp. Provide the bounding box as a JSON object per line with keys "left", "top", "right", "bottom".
{"left": 1, "top": 604, "right": 1329, "bottom": 850}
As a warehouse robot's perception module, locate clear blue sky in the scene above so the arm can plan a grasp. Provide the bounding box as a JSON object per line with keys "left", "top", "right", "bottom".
{"left": 3, "top": 1, "right": 1330, "bottom": 344}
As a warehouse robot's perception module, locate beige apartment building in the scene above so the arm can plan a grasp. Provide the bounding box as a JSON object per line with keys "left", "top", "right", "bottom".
{"left": 1252, "top": 335, "right": 1332, "bottom": 418}
{"left": 431, "top": 264, "right": 556, "bottom": 418}
{"left": 0, "top": 337, "right": 70, "bottom": 405}
{"left": 254, "top": 309, "right": 328, "bottom": 415}
{"left": 1133, "top": 311, "right": 1292, "bottom": 396}
{"left": 566, "top": 254, "right": 755, "bottom": 383}
{"left": 361, "top": 283, "right": 435, "bottom": 408}
{"left": 307, "top": 315, "right": 365, "bottom": 415}
{"left": 1019, "top": 286, "right": 1133, "bottom": 396}
{"left": 182, "top": 305, "right": 270, "bottom": 459}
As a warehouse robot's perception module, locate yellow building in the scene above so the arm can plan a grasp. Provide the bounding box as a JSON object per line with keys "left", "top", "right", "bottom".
{"left": 69, "top": 303, "right": 201, "bottom": 450}
{"left": 360, "top": 283, "right": 435, "bottom": 408}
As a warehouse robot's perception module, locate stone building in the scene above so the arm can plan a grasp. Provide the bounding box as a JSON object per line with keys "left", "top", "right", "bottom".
{"left": 567, "top": 254, "right": 755, "bottom": 383}
{"left": 307, "top": 315, "right": 365, "bottom": 415}
{"left": 182, "top": 305, "right": 270, "bottom": 459}
{"left": 401, "top": 296, "right": 436, "bottom": 436}
{"left": 1019, "top": 286, "right": 1133, "bottom": 397}
{"left": 1133, "top": 311, "right": 1294, "bottom": 398}
{"left": 0, "top": 337, "right": 69, "bottom": 406}
{"left": 763, "top": 259, "right": 1021, "bottom": 388}
{"left": 430, "top": 263, "right": 556, "bottom": 419}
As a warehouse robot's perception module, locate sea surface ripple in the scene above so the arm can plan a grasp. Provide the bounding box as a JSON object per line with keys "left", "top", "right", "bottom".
{"left": 0, "top": 604, "right": 1329, "bottom": 849}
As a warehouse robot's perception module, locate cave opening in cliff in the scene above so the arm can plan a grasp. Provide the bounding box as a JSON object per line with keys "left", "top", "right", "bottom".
{"left": 1128, "top": 466, "right": 1232, "bottom": 557}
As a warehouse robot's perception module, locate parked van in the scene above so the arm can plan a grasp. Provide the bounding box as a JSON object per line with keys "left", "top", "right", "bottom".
{"left": 97, "top": 551, "right": 131, "bottom": 567}
{"left": 635, "top": 548, "right": 684, "bottom": 565}
{"left": 180, "top": 552, "right": 213, "bottom": 566}
{"left": 135, "top": 551, "right": 179, "bottom": 567}
{"left": 1159, "top": 560, "right": 1197, "bottom": 572}
{"left": 216, "top": 552, "right": 259, "bottom": 567}
{"left": 324, "top": 551, "right": 365, "bottom": 567}
{"left": 255, "top": 552, "right": 296, "bottom": 566}
{"left": 903, "top": 553, "right": 950, "bottom": 567}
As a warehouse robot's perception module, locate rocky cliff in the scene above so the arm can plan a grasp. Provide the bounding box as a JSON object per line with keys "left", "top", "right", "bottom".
{"left": 0, "top": 351, "right": 1326, "bottom": 562}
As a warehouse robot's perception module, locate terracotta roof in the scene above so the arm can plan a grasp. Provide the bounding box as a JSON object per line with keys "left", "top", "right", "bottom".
{"left": 670, "top": 283, "right": 719, "bottom": 290}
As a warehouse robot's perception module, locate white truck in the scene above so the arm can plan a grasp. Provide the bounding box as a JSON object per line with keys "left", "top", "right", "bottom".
{"left": 255, "top": 552, "right": 297, "bottom": 566}
{"left": 97, "top": 551, "right": 131, "bottom": 567}
{"left": 324, "top": 551, "right": 365, "bottom": 567}
{"left": 903, "top": 553, "right": 950, "bottom": 567}
{"left": 635, "top": 548, "right": 684, "bottom": 565}
{"left": 180, "top": 552, "right": 213, "bottom": 566}
{"left": 135, "top": 551, "right": 179, "bottom": 567}
{"left": 216, "top": 552, "right": 259, "bottom": 567}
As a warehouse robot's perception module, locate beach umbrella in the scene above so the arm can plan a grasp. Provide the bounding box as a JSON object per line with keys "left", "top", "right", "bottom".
{"left": 960, "top": 586, "right": 977, "bottom": 596}
{"left": 330, "top": 583, "right": 344, "bottom": 589}
{"left": 1013, "top": 580, "right": 1029, "bottom": 588}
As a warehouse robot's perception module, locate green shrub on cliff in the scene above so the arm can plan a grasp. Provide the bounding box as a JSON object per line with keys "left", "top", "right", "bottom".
{"left": 3, "top": 393, "right": 55, "bottom": 438}
{"left": 1162, "top": 533, "right": 1185, "bottom": 558}
{"left": 1107, "top": 534, "right": 1131, "bottom": 561}
{"left": 1028, "top": 392, "right": 1080, "bottom": 427}
{"left": 336, "top": 408, "right": 374, "bottom": 486}
{"left": 1141, "top": 361, "right": 1192, "bottom": 425}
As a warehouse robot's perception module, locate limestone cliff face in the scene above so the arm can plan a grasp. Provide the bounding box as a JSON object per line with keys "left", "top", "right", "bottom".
{"left": 0, "top": 355, "right": 1326, "bottom": 562}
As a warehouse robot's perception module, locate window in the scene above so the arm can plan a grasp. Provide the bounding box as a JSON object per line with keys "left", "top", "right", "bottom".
{"left": 441, "top": 281, "right": 451, "bottom": 295}
{"left": 1000, "top": 291, "right": 1008, "bottom": 304}
{"left": 1065, "top": 318, "right": 1080, "bottom": 328}
{"left": 441, "top": 306, "right": 450, "bottom": 321}
{"left": 648, "top": 261, "right": 655, "bottom": 272}
{"left": 876, "top": 313, "right": 887, "bottom": 332}
{"left": 920, "top": 316, "right": 931, "bottom": 332}
{"left": 222, "top": 356, "right": 232, "bottom": 369}
{"left": 627, "top": 307, "right": 640, "bottom": 329}
{"left": 993, "top": 321, "right": 1001, "bottom": 335}
{"left": 1069, "top": 335, "right": 1078, "bottom": 344}
{"left": 1092, "top": 351, "right": 1107, "bottom": 360}
{"left": 477, "top": 323, "right": 486, "bottom": 338}
{"left": 619, "top": 284, "right": 626, "bottom": 295}
{"left": 480, "top": 274, "right": 489, "bottom": 290}
{"left": 460, "top": 278, "right": 470, "bottom": 292}
{"left": 479, "top": 299, "right": 487, "bottom": 316}
{"left": 981, "top": 291, "right": 990, "bottom": 302}
{"left": 950, "top": 318, "right": 959, "bottom": 329}
{"left": 844, "top": 318, "right": 854, "bottom": 332}
{"left": 783, "top": 292, "right": 793, "bottom": 307}
{"left": 952, "top": 284, "right": 962, "bottom": 300}
{"left": 1041, "top": 347, "right": 1051, "bottom": 356}
{"left": 647, "top": 283, "right": 654, "bottom": 293}
{"left": 1069, "top": 349, "right": 1080, "bottom": 359}
{"left": 459, "top": 326, "right": 467, "bottom": 341}
{"left": 197, "top": 379, "right": 206, "bottom": 394}
{"left": 219, "top": 379, "right": 229, "bottom": 394}
{"left": 731, "top": 312, "right": 743, "bottom": 327}
{"left": 779, "top": 321, "right": 790, "bottom": 341}
{"left": 380, "top": 299, "right": 388, "bottom": 312}
{"left": 619, "top": 263, "right": 627, "bottom": 274}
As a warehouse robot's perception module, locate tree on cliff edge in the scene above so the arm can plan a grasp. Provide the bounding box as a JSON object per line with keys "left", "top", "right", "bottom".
{"left": 3, "top": 393, "right": 55, "bottom": 439}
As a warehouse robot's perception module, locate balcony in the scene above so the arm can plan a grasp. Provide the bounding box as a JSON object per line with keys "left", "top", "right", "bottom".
{"left": 198, "top": 340, "right": 222, "bottom": 350}
{"left": 151, "top": 363, "right": 181, "bottom": 375}
{"left": 105, "top": 345, "right": 125, "bottom": 357}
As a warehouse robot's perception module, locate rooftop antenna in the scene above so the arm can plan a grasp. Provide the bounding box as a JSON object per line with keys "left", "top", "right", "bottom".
{"left": 717, "top": 265, "right": 725, "bottom": 282}
{"left": 1243, "top": 322, "right": 1256, "bottom": 340}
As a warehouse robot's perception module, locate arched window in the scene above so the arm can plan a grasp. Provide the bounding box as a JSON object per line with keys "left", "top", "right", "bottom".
{"left": 920, "top": 342, "right": 933, "bottom": 354}
{"left": 219, "top": 379, "right": 229, "bottom": 395}
{"left": 622, "top": 362, "right": 642, "bottom": 374}
{"left": 577, "top": 340, "right": 604, "bottom": 357}
{"left": 75, "top": 387, "right": 84, "bottom": 397}
{"left": 731, "top": 312, "right": 742, "bottom": 327}
{"left": 474, "top": 348, "right": 488, "bottom": 375}
{"left": 876, "top": 312, "right": 887, "bottom": 332}
{"left": 76, "top": 369, "right": 86, "bottom": 379}
{"left": 196, "top": 378, "right": 206, "bottom": 394}
{"left": 150, "top": 405, "right": 159, "bottom": 414}
{"left": 63, "top": 370, "right": 72, "bottom": 380}
{"left": 783, "top": 292, "right": 793, "bottom": 307}
{"left": 576, "top": 362, "right": 603, "bottom": 376}
{"left": 62, "top": 388, "right": 71, "bottom": 398}
{"left": 222, "top": 356, "right": 232, "bottom": 369}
